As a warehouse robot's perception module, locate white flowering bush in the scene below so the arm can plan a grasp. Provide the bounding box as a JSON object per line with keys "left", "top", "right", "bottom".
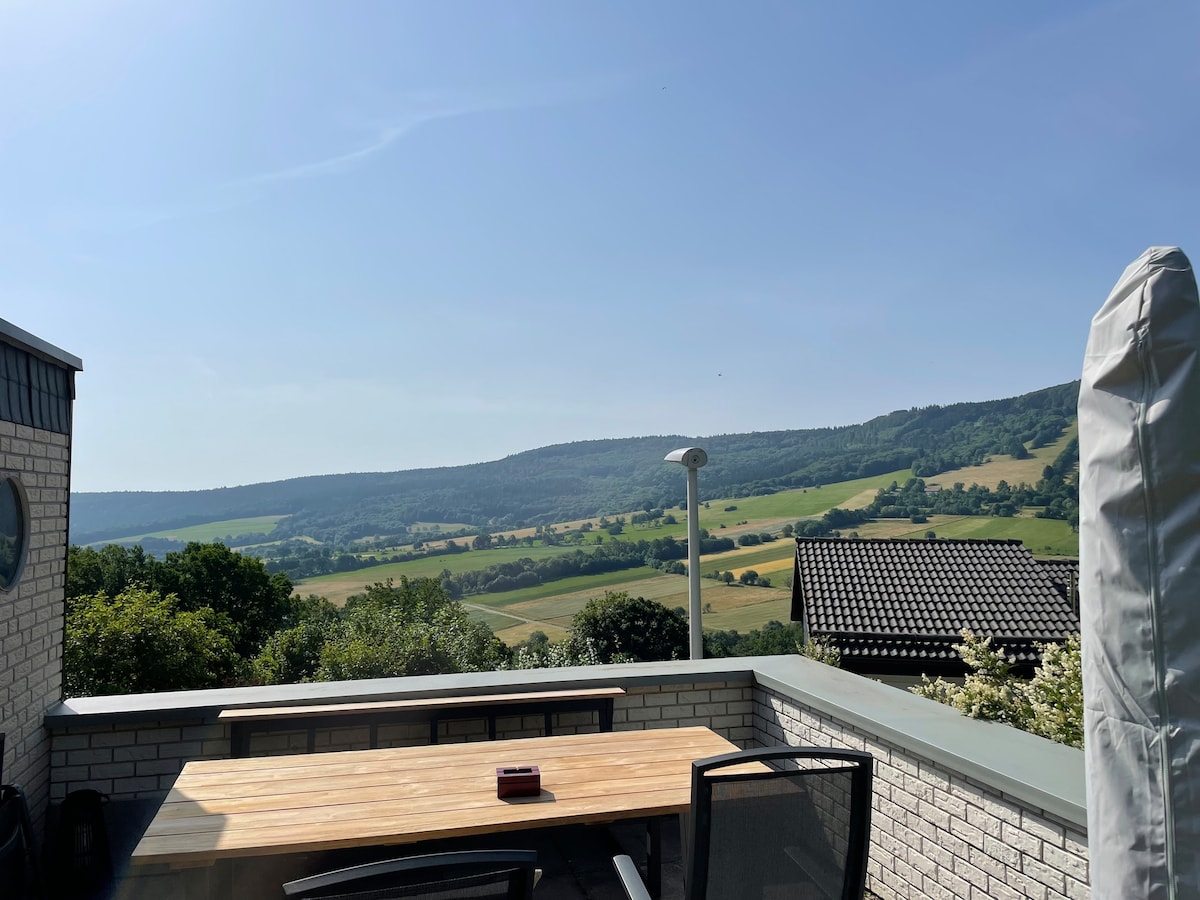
{"left": 911, "top": 630, "right": 1083, "bottom": 748}
{"left": 797, "top": 638, "right": 843, "bottom": 667}
{"left": 507, "top": 634, "right": 603, "bottom": 669}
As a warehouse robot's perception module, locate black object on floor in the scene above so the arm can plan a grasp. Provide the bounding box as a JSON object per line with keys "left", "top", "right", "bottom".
{"left": 50, "top": 790, "right": 113, "bottom": 899}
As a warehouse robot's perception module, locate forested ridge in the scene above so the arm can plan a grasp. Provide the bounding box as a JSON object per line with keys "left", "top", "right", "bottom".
{"left": 72, "top": 381, "right": 1079, "bottom": 544}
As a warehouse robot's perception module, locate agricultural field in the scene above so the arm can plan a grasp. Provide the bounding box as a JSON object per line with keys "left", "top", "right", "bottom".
{"left": 94, "top": 514, "right": 288, "bottom": 547}
{"left": 295, "top": 544, "right": 585, "bottom": 605}
{"left": 290, "top": 427, "right": 1080, "bottom": 638}
{"left": 851, "top": 513, "right": 1078, "bottom": 556}
{"left": 920, "top": 423, "right": 1077, "bottom": 492}
{"left": 471, "top": 571, "right": 791, "bottom": 646}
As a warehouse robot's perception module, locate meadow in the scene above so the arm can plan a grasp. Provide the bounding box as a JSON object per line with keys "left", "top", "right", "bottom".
{"left": 95, "top": 514, "right": 288, "bottom": 547}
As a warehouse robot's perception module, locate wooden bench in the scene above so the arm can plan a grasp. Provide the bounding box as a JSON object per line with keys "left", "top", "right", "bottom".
{"left": 218, "top": 687, "right": 626, "bottom": 758}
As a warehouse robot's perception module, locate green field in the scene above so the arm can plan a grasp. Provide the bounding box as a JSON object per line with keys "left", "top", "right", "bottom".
{"left": 851, "top": 513, "right": 1078, "bottom": 556}
{"left": 96, "top": 514, "right": 288, "bottom": 547}
{"left": 611, "top": 469, "right": 910, "bottom": 544}
{"left": 295, "top": 545, "right": 591, "bottom": 604}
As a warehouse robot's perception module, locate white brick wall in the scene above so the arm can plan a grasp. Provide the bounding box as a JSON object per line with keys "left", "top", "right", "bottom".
{"left": 754, "top": 686, "right": 1090, "bottom": 899}
{"left": 0, "top": 423, "right": 70, "bottom": 825}
{"left": 614, "top": 681, "right": 755, "bottom": 743}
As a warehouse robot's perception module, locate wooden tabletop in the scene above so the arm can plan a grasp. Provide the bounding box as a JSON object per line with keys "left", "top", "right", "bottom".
{"left": 132, "top": 726, "right": 739, "bottom": 866}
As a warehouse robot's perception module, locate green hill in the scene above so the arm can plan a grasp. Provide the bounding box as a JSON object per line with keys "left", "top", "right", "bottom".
{"left": 71, "top": 381, "right": 1079, "bottom": 545}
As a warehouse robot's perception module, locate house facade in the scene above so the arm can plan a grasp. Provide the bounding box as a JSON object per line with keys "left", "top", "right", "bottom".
{"left": 0, "top": 318, "right": 81, "bottom": 828}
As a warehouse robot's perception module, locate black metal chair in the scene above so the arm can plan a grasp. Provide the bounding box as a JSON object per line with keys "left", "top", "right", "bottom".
{"left": 1, "top": 783, "right": 47, "bottom": 900}
{"left": 49, "top": 789, "right": 113, "bottom": 899}
{"left": 614, "top": 746, "right": 873, "bottom": 900}
{"left": 282, "top": 849, "right": 540, "bottom": 900}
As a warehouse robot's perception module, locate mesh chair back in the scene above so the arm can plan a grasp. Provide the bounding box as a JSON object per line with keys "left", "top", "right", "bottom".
{"left": 0, "top": 790, "right": 24, "bottom": 895}
{"left": 52, "top": 789, "right": 113, "bottom": 898}
{"left": 283, "top": 850, "right": 538, "bottom": 900}
{"left": 687, "top": 747, "right": 872, "bottom": 900}
{"left": 1, "top": 783, "right": 46, "bottom": 899}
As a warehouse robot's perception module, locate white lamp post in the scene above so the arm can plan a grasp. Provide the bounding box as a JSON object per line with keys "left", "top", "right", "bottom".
{"left": 665, "top": 446, "right": 708, "bottom": 660}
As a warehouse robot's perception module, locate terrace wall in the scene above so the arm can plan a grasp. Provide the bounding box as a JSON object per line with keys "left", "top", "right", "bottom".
{"left": 755, "top": 684, "right": 1087, "bottom": 899}
{"left": 44, "top": 671, "right": 755, "bottom": 802}
{"left": 44, "top": 657, "right": 1089, "bottom": 899}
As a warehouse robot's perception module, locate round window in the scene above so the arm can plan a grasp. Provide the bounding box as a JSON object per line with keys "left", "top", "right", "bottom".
{"left": 0, "top": 475, "right": 29, "bottom": 591}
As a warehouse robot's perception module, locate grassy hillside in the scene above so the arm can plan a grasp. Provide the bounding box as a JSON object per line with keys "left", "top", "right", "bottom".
{"left": 94, "top": 515, "right": 288, "bottom": 547}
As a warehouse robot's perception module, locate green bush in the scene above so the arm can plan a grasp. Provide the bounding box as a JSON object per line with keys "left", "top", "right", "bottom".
{"left": 911, "top": 631, "right": 1082, "bottom": 748}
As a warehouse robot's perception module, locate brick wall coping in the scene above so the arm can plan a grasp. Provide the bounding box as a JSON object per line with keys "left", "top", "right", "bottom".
{"left": 44, "top": 655, "right": 1085, "bottom": 831}
{"left": 750, "top": 655, "right": 1086, "bottom": 829}
{"left": 0, "top": 316, "right": 83, "bottom": 370}
{"left": 43, "top": 658, "right": 755, "bottom": 727}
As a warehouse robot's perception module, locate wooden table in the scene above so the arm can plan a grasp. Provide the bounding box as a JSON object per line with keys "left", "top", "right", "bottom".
{"left": 132, "top": 726, "right": 740, "bottom": 897}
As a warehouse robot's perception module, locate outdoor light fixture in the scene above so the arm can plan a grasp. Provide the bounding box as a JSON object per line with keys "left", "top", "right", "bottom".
{"left": 665, "top": 447, "right": 707, "bottom": 660}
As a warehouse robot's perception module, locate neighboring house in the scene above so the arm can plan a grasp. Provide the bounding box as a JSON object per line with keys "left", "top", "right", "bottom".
{"left": 790, "top": 537, "right": 1079, "bottom": 682}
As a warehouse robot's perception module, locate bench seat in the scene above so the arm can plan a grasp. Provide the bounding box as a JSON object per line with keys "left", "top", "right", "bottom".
{"left": 218, "top": 687, "right": 625, "bottom": 757}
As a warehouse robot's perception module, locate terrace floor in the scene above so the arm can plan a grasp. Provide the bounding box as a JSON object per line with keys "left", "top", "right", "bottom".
{"left": 112, "top": 818, "right": 685, "bottom": 899}
{"left": 109, "top": 813, "right": 882, "bottom": 899}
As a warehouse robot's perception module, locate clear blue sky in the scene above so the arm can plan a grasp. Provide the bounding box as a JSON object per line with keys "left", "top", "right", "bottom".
{"left": 4, "top": 1, "right": 1198, "bottom": 493}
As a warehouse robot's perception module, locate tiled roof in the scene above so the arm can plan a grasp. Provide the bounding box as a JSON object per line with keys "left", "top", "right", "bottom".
{"left": 791, "top": 538, "right": 1079, "bottom": 670}
{"left": 1037, "top": 557, "right": 1080, "bottom": 603}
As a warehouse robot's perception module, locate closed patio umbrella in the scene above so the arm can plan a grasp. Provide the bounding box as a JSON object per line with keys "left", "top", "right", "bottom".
{"left": 1079, "top": 246, "right": 1200, "bottom": 899}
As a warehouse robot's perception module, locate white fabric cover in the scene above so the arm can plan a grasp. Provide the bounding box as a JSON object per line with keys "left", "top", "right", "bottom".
{"left": 1079, "top": 246, "right": 1200, "bottom": 899}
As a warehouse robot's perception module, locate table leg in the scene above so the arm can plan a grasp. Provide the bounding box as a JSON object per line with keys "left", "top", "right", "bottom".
{"left": 646, "top": 816, "right": 663, "bottom": 899}
{"left": 230, "top": 725, "right": 250, "bottom": 759}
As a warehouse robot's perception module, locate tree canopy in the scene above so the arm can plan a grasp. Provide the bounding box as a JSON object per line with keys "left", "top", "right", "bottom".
{"left": 570, "top": 591, "right": 689, "bottom": 663}
{"left": 65, "top": 587, "right": 239, "bottom": 697}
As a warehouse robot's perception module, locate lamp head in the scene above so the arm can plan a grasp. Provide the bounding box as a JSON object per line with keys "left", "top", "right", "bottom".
{"left": 664, "top": 447, "right": 708, "bottom": 469}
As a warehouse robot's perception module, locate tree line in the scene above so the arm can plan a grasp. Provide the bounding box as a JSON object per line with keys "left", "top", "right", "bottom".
{"left": 64, "top": 542, "right": 791, "bottom": 698}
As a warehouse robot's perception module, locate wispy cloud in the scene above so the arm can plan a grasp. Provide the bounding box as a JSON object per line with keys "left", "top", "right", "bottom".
{"left": 234, "top": 74, "right": 631, "bottom": 187}
{"left": 53, "top": 73, "right": 638, "bottom": 237}
{"left": 231, "top": 109, "right": 460, "bottom": 186}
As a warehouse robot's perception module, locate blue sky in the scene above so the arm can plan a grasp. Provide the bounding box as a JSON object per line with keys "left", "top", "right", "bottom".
{"left": 4, "top": 1, "right": 1198, "bottom": 493}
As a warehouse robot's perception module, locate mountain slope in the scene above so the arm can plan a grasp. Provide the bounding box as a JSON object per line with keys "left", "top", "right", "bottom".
{"left": 71, "top": 381, "right": 1080, "bottom": 544}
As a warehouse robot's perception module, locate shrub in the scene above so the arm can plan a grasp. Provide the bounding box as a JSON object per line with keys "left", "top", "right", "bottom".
{"left": 911, "top": 631, "right": 1082, "bottom": 748}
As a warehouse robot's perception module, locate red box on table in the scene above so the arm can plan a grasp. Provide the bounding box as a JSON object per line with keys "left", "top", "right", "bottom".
{"left": 496, "top": 766, "right": 541, "bottom": 798}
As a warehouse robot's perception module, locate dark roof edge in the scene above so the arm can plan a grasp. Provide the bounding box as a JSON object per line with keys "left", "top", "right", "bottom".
{"left": 794, "top": 536, "right": 1025, "bottom": 545}
{"left": 0, "top": 318, "right": 83, "bottom": 371}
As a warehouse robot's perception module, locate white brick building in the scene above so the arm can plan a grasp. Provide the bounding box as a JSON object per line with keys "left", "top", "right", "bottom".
{"left": 0, "top": 318, "right": 81, "bottom": 829}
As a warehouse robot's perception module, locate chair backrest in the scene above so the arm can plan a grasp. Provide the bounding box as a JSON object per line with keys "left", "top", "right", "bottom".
{"left": 282, "top": 849, "right": 539, "bottom": 900}
{"left": 686, "top": 746, "right": 873, "bottom": 900}
{"left": 51, "top": 789, "right": 113, "bottom": 898}
{"left": 1, "top": 783, "right": 46, "bottom": 900}
{"left": 0, "top": 786, "right": 25, "bottom": 896}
